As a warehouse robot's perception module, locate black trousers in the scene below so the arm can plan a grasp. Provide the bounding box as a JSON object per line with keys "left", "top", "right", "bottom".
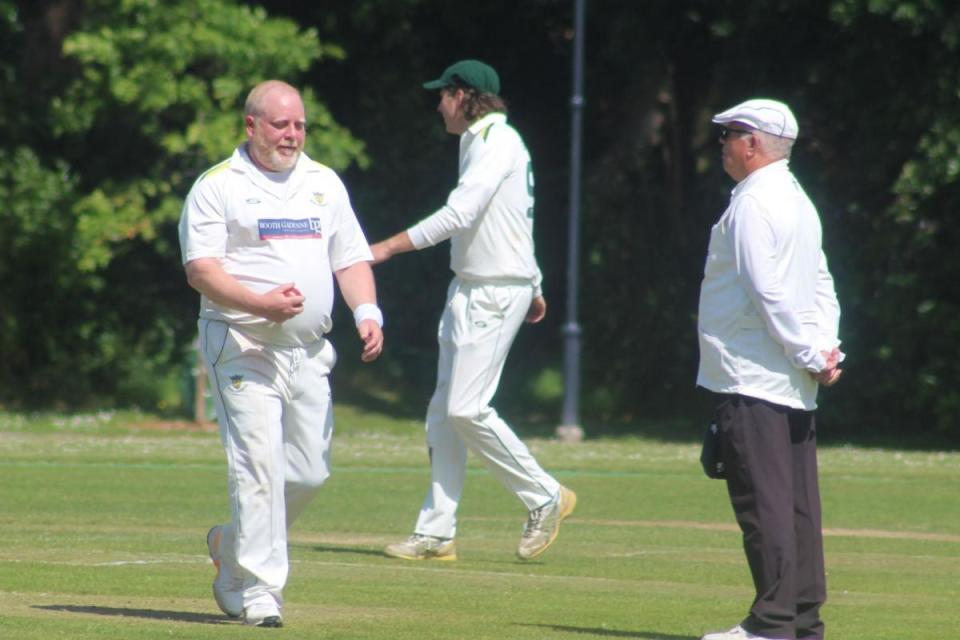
{"left": 715, "top": 394, "right": 827, "bottom": 640}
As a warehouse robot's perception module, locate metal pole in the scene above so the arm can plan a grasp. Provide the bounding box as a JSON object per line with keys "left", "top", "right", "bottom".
{"left": 557, "top": 0, "right": 586, "bottom": 442}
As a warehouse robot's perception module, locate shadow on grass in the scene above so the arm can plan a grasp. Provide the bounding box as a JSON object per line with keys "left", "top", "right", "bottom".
{"left": 516, "top": 623, "right": 696, "bottom": 639}
{"left": 308, "top": 544, "right": 386, "bottom": 558}
{"left": 33, "top": 604, "right": 231, "bottom": 625}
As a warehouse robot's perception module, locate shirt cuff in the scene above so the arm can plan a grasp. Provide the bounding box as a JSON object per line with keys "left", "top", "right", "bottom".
{"left": 406, "top": 225, "right": 431, "bottom": 250}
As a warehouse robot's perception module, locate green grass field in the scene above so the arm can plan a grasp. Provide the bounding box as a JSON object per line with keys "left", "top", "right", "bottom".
{"left": 1, "top": 407, "right": 958, "bottom": 639}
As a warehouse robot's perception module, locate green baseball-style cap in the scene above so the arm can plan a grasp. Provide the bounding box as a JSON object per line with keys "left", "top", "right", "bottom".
{"left": 422, "top": 59, "right": 500, "bottom": 95}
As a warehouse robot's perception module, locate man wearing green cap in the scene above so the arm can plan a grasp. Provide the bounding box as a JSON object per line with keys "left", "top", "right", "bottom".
{"left": 371, "top": 59, "right": 576, "bottom": 562}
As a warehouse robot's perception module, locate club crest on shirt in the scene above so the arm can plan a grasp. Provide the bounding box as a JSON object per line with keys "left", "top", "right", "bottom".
{"left": 311, "top": 192, "right": 325, "bottom": 206}
{"left": 229, "top": 374, "right": 244, "bottom": 390}
{"left": 258, "top": 218, "right": 323, "bottom": 240}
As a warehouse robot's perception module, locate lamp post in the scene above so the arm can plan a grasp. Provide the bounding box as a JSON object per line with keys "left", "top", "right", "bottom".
{"left": 557, "top": 0, "right": 586, "bottom": 443}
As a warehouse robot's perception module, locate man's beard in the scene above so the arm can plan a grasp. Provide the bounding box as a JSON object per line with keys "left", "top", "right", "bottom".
{"left": 251, "top": 140, "right": 300, "bottom": 172}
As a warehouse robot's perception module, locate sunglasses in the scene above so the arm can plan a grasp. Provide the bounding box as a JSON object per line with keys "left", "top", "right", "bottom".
{"left": 719, "top": 126, "right": 754, "bottom": 141}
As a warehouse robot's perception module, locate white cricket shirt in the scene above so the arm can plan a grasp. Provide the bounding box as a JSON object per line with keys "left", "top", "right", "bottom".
{"left": 696, "top": 160, "right": 842, "bottom": 410}
{"left": 407, "top": 112, "right": 543, "bottom": 295}
{"left": 179, "top": 145, "right": 373, "bottom": 347}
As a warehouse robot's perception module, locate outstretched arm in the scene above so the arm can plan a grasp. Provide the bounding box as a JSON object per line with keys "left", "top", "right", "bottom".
{"left": 370, "top": 231, "right": 416, "bottom": 265}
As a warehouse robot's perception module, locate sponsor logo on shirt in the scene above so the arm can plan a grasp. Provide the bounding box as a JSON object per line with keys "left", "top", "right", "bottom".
{"left": 258, "top": 218, "right": 323, "bottom": 240}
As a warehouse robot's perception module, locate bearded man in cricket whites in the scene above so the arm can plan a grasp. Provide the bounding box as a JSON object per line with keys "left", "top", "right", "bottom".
{"left": 697, "top": 98, "right": 843, "bottom": 640}
{"left": 371, "top": 60, "right": 576, "bottom": 562}
{"left": 178, "top": 80, "right": 383, "bottom": 627}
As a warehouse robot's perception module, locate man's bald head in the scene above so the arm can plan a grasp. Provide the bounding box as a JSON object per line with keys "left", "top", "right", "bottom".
{"left": 244, "top": 80, "right": 301, "bottom": 118}
{"left": 243, "top": 80, "right": 306, "bottom": 172}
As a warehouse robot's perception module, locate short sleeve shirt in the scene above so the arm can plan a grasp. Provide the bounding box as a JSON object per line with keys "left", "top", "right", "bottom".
{"left": 179, "top": 145, "right": 373, "bottom": 347}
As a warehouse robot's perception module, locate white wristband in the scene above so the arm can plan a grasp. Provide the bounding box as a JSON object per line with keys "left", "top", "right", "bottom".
{"left": 353, "top": 303, "right": 383, "bottom": 328}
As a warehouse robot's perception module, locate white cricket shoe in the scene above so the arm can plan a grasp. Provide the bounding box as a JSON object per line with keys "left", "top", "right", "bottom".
{"left": 244, "top": 604, "right": 283, "bottom": 628}
{"left": 384, "top": 534, "right": 457, "bottom": 561}
{"left": 516, "top": 485, "right": 577, "bottom": 561}
{"left": 206, "top": 525, "right": 243, "bottom": 618}
{"left": 701, "top": 624, "right": 783, "bottom": 640}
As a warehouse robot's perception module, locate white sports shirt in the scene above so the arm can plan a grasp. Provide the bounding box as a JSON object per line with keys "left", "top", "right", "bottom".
{"left": 697, "top": 160, "right": 842, "bottom": 410}
{"left": 179, "top": 145, "right": 373, "bottom": 347}
{"left": 407, "top": 112, "right": 543, "bottom": 296}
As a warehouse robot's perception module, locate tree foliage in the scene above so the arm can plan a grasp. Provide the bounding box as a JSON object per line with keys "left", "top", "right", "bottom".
{"left": 282, "top": 0, "right": 960, "bottom": 436}
{"left": 822, "top": 0, "right": 960, "bottom": 432}
{"left": 0, "top": 0, "right": 365, "bottom": 409}
{"left": 3, "top": 0, "right": 960, "bottom": 437}
{"left": 555, "top": 0, "right": 960, "bottom": 434}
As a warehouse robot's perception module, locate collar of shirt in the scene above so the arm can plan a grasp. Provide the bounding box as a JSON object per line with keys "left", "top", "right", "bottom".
{"left": 466, "top": 112, "right": 507, "bottom": 137}
{"left": 732, "top": 158, "right": 790, "bottom": 196}
{"left": 231, "top": 145, "right": 322, "bottom": 199}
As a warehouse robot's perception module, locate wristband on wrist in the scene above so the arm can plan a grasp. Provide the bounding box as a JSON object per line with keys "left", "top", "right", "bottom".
{"left": 353, "top": 303, "right": 383, "bottom": 328}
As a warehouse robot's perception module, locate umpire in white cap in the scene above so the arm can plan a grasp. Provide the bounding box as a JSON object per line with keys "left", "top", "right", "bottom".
{"left": 696, "top": 99, "right": 844, "bottom": 640}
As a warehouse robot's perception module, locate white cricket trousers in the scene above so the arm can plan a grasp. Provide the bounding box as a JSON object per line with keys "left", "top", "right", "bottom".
{"left": 414, "top": 278, "right": 560, "bottom": 540}
{"left": 200, "top": 319, "right": 336, "bottom": 614}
